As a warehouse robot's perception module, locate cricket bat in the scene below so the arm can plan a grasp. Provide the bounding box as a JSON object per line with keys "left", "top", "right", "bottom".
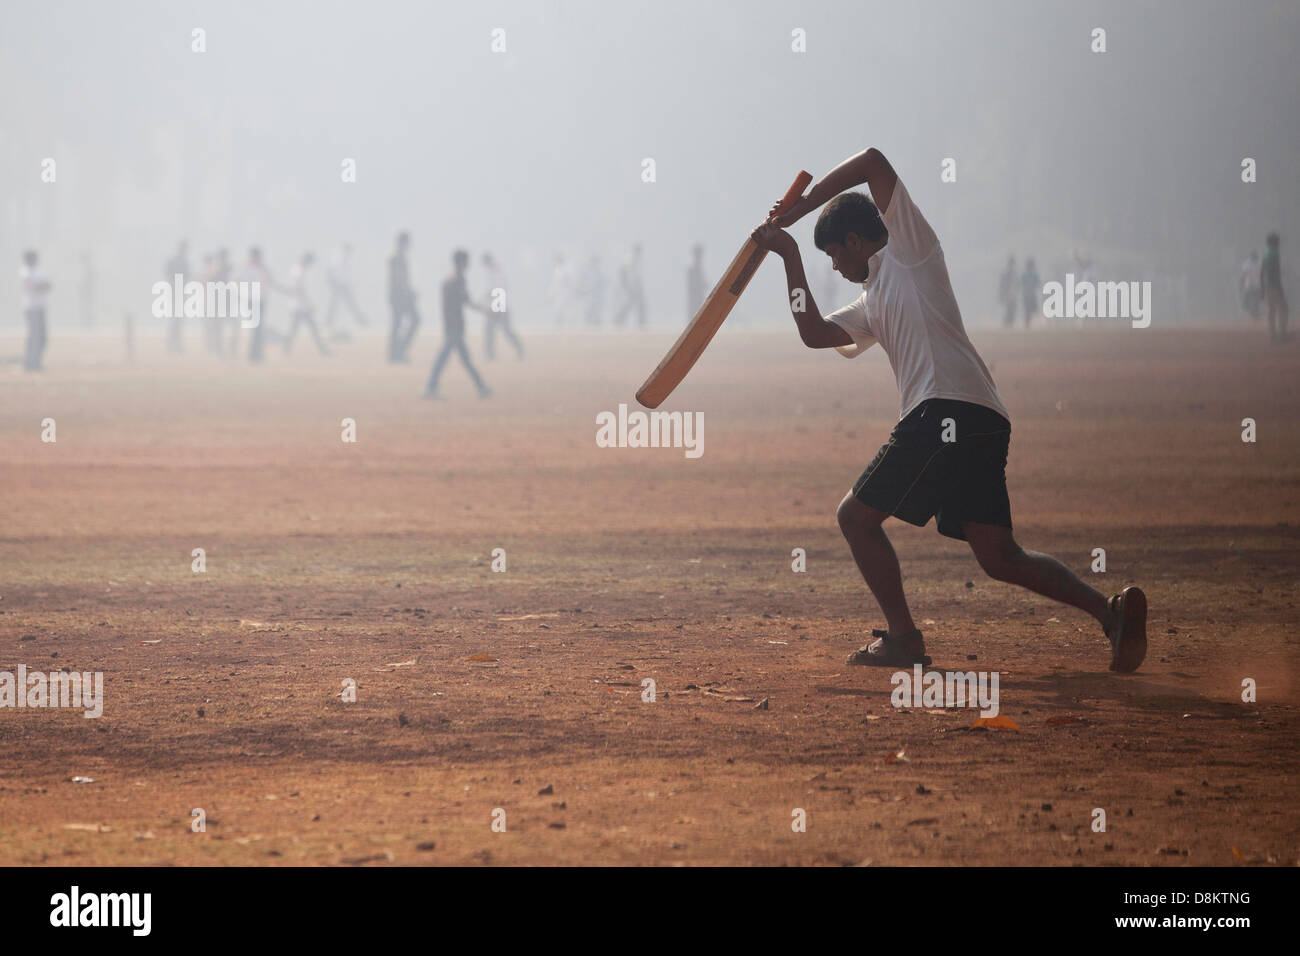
{"left": 635, "top": 170, "right": 813, "bottom": 408}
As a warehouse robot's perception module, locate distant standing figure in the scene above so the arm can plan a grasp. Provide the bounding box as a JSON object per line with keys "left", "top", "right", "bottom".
{"left": 325, "top": 242, "right": 367, "bottom": 341}
{"left": 388, "top": 232, "right": 419, "bottom": 362}
{"left": 164, "top": 240, "right": 189, "bottom": 353}
{"left": 686, "top": 243, "right": 706, "bottom": 322}
{"left": 284, "top": 252, "right": 331, "bottom": 356}
{"left": 1261, "top": 233, "right": 1289, "bottom": 343}
{"left": 424, "top": 250, "right": 491, "bottom": 399}
{"left": 1020, "top": 257, "right": 1041, "bottom": 327}
{"left": 1239, "top": 251, "right": 1262, "bottom": 319}
{"left": 240, "top": 247, "right": 281, "bottom": 363}
{"left": 482, "top": 251, "right": 523, "bottom": 360}
{"left": 998, "top": 255, "right": 1016, "bottom": 327}
{"left": 20, "top": 250, "right": 51, "bottom": 372}
{"left": 613, "top": 242, "right": 646, "bottom": 327}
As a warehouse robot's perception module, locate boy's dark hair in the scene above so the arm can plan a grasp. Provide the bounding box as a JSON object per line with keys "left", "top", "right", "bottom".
{"left": 453, "top": 249, "right": 469, "bottom": 268}
{"left": 1267, "top": 232, "right": 1280, "bottom": 246}
{"left": 814, "top": 192, "right": 887, "bottom": 250}
{"left": 22, "top": 249, "right": 38, "bottom": 266}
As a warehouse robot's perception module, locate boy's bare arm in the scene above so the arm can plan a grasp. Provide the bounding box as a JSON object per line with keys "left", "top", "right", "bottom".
{"left": 751, "top": 223, "right": 852, "bottom": 350}
{"left": 768, "top": 147, "right": 899, "bottom": 224}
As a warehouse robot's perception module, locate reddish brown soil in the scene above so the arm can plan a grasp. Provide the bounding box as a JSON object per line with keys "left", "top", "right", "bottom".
{"left": 0, "top": 326, "right": 1295, "bottom": 865}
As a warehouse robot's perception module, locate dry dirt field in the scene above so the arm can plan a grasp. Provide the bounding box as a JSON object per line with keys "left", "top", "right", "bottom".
{"left": 0, "top": 324, "right": 1296, "bottom": 866}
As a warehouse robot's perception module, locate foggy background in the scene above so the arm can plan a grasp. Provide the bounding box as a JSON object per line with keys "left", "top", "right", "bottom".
{"left": 2, "top": 0, "right": 1297, "bottom": 334}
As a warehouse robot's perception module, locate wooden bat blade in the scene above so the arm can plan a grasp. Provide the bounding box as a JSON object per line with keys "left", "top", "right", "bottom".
{"left": 635, "top": 170, "right": 812, "bottom": 409}
{"left": 635, "top": 236, "right": 767, "bottom": 409}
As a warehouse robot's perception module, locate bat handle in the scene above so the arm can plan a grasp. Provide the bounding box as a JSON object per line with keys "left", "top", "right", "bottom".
{"left": 772, "top": 170, "right": 814, "bottom": 218}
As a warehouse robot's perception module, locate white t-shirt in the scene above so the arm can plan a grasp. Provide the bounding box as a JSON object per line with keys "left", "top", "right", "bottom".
{"left": 21, "top": 266, "right": 50, "bottom": 311}
{"left": 826, "top": 176, "right": 1009, "bottom": 422}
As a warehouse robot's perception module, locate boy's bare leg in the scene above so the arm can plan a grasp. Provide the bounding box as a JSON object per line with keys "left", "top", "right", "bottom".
{"left": 962, "top": 521, "right": 1108, "bottom": 624}
{"left": 837, "top": 493, "right": 916, "bottom": 636}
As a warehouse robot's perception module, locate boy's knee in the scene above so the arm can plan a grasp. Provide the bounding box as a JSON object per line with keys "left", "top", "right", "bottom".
{"left": 837, "top": 494, "right": 882, "bottom": 535}
{"left": 973, "top": 540, "right": 1023, "bottom": 582}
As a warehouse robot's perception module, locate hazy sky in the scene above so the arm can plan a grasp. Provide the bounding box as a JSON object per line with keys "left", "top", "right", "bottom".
{"left": 3, "top": 0, "right": 1297, "bottom": 328}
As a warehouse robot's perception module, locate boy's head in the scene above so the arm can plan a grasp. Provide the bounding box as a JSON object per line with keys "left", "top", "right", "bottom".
{"left": 453, "top": 248, "right": 469, "bottom": 271}
{"left": 22, "top": 249, "right": 38, "bottom": 267}
{"left": 397, "top": 231, "right": 410, "bottom": 251}
{"left": 1267, "top": 232, "right": 1280, "bottom": 248}
{"left": 814, "top": 192, "right": 888, "bottom": 283}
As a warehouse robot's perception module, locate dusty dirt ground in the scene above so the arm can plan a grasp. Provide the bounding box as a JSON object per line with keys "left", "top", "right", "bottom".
{"left": 0, "top": 324, "right": 1296, "bottom": 866}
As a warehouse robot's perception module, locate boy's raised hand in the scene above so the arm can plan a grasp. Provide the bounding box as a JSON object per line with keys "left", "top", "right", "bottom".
{"left": 766, "top": 190, "right": 817, "bottom": 228}
{"left": 751, "top": 222, "right": 796, "bottom": 257}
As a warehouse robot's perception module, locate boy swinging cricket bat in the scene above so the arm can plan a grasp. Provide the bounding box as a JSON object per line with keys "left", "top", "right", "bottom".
{"left": 750, "top": 147, "right": 1147, "bottom": 672}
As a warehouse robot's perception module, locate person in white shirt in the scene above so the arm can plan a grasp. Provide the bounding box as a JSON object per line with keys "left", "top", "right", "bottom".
{"left": 283, "top": 252, "right": 331, "bottom": 356}
{"left": 752, "top": 146, "right": 1147, "bottom": 673}
{"left": 324, "top": 242, "right": 367, "bottom": 342}
{"left": 612, "top": 242, "right": 646, "bottom": 328}
{"left": 481, "top": 251, "right": 523, "bottom": 360}
{"left": 1239, "top": 251, "right": 1262, "bottom": 320}
{"left": 20, "top": 250, "right": 51, "bottom": 372}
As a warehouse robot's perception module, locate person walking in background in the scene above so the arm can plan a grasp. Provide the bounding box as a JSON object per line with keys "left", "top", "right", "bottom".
{"left": 20, "top": 249, "right": 51, "bottom": 372}
{"left": 325, "top": 242, "right": 367, "bottom": 343}
{"left": 481, "top": 251, "right": 523, "bottom": 360}
{"left": 1261, "top": 233, "right": 1289, "bottom": 343}
{"left": 240, "top": 246, "right": 285, "bottom": 363}
{"left": 686, "top": 243, "right": 706, "bottom": 322}
{"left": 424, "top": 249, "right": 492, "bottom": 400}
{"left": 613, "top": 242, "right": 646, "bottom": 328}
{"left": 388, "top": 231, "right": 419, "bottom": 362}
{"left": 284, "top": 252, "right": 331, "bottom": 356}
{"left": 1020, "top": 256, "right": 1041, "bottom": 327}
{"left": 998, "top": 255, "right": 1016, "bottom": 327}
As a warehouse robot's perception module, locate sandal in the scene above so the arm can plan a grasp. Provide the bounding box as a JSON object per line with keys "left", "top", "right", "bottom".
{"left": 1106, "top": 586, "right": 1147, "bottom": 673}
{"left": 848, "top": 628, "right": 931, "bottom": 667}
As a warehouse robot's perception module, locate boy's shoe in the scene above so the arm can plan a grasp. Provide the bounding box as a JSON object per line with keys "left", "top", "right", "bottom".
{"left": 848, "top": 629, "right": 931, "bottom": 667}
{"left": 1106, "top": 585, "right": 1147, "bottom": 673}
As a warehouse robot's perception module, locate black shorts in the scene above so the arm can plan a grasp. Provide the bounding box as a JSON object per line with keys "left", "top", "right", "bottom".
{"left": 852, "top": 399, "right": 1012, "bottom": 541}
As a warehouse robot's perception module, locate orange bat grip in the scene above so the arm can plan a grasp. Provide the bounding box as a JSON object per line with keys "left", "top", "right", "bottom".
{"left": 773, "top": 170, "right": 813, "bottom": 218}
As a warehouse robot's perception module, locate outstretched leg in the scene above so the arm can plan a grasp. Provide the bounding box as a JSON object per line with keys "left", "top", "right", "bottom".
{"left": 963, "top": 521, "right": 1108, "bottom": 623}
{"left": 964, "top": 521, "right": 1146, "bottom": 671}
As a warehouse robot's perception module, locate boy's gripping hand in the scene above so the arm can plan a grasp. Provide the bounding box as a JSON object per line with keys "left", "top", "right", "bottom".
{"left": 751, "top": 222, "right": 797, "bottom": 258}
{"left": 766, "top": 192, "right": 818, "bottom": 228}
